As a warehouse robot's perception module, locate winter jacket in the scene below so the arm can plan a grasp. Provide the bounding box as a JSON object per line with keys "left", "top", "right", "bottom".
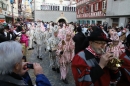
{"left": 0, "top": 72, "right": 51, "bottom": 86}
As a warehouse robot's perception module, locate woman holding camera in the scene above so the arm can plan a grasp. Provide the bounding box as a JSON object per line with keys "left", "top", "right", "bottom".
{"left": 0, "top": 41, "right": 51, "bottom": 86}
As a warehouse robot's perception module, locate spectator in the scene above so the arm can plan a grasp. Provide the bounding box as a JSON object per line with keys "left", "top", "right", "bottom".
{"left": 22, "top": 56, "right": 33, "bottom": 86}
{"left": 73, "top": 26, "right": 86, "bottom": 55}
{"left": 0, "top": 41, "right": 51, "bottom": 86}
{"left": 0, "top": 24, "right": 8, "bottom": 43}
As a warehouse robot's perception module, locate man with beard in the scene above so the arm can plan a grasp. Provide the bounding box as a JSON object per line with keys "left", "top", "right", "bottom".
{"left": 71, "top": 27, "right": 121, "bottom": 86}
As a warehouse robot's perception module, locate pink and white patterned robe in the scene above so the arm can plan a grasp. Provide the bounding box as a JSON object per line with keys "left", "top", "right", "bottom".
{"left": 57, "top": 36, "right": 75, "bottom": 80}
{"left": 106, "top": 32, "right": 125, "bottom": 58}
{"left": 106, "top": 42, "right": 125, "bottom": 58}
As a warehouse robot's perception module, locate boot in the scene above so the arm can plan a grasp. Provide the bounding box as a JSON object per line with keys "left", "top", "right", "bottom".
{"left": 28, "top": 48, "right": 32, "bottom": 50}
{"left": 62, "top": 78, "right": 68, "bottom": 84}
{"left": 37, "top": 56, "right": 39, "bottom": 59}
{"left": 32, "top": 47, "right": 34, "bottom": 50}
{"left": 57, "top": 68, "right": 60, "bottom": 73}
{"left": 52, "top": 68, "right": 56, "bottom": 71}
{"left": 39, "top": 58, "right": 42, "bottom": 60}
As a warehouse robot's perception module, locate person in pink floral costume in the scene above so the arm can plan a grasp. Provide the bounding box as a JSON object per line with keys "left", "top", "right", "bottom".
{"left": 57, "top": 30, "right": 75, "bottom": 84}
{"left": 57, "top": 23, "right": 66, "bottom": 40}
{"left": 106, "top": 32, "right": 125, "bottom": 58}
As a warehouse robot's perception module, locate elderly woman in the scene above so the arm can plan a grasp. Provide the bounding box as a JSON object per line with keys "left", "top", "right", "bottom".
{"left": 0, "top": 41, "right": 51, "bottom": 86}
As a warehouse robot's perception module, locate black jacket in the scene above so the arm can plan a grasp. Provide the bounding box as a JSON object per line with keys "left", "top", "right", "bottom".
{"left": 73, "top": 32, "right": 86, "bottom": 55}
{"left": 0, "top": 73, "right": 28, "bottom": 86}
{"left": 0, "top": 33, "right": 8, "bottom": 43}
{"left": 81, "top": 37, "right": 89, "bottom": 50}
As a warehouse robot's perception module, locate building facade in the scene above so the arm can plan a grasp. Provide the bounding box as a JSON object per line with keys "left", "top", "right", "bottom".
{"left": 76, "top": 0, "right": 107, "bottom": 25}
{"left": 32, "top": 0, "right": 77, "bottom": 23}
{"left": 106, "top": 0, "right": 130, "bottom": 28}
{"left": 0, "top": 0, "right": 19, "bottom": 23}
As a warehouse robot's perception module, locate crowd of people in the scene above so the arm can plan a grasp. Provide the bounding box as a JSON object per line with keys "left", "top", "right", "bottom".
{"left": 0, "top": 20, "right": 130, "bottom": 86}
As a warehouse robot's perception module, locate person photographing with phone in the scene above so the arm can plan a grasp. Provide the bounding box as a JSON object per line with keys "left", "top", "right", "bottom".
{"left": 0, "top": 41, "right": 51, "bottom": 86}
{"left": 71, "top": 27, "right": 121, "bottom": 86}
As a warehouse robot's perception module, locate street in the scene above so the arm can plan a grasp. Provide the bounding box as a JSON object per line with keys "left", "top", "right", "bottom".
{"left": 27, "top": 46, "right": 75, "bottom": 86}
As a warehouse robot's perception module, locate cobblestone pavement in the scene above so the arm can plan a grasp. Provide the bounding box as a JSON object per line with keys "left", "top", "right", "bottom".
{"left": 26, "top": 46, "right": 75, "bottom": 86}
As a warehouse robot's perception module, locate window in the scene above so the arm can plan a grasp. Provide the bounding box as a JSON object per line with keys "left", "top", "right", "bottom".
{"left": 0, "top": 3, "right": 2, "bottom": 8}
{"left": 96, "top": 3, "right": 98, "bottom": 11}
{"left": 95, "top": 3, "right": 98, "bottom": 11}
{"left": 58, "top": 6, "right": 59, "bottom": 11}
{"left": 69, "top": 7, "right": 71, "bottom": 11}
{"left": 63, "top": 6, "right": 64, "bottom": 11}
{"left": 2, "top": 3, "right": 7, "bottom": 10}
{"left": 113, "top": 18, "right": 119, "bottom": 23}
{"left": 82, "top": 7, "right": 84, "bottom": 13}
{"left": 78, "top": 9, "right": 80, "bottom": 14}
{"left": 74, "top": 7, "right": 76, "bottom": 11}
{"left": 67, "top": 7, "right": 69, "bottom": 11}
{"left": 41, "top": 5, "right": 43, "bottom": 10}
{"left": 65, "top": 6, "right": 67, "bottom": 11}
{"left": 112, "top": 18, "right": 119, "bottom": 27}
{"left": 53, "top": 6, "right": 55, "bottom": 10}
{"left": 102, "top": 1, "right": 106, "bottom": 9}
{"left": 91, "top": 4, "right": 93, "bottom": 12}
{"left": 72, "top": 7, "right": 73, "bottom": 11}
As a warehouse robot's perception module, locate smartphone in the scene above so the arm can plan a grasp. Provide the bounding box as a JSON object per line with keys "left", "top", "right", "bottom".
{"left": 27, "top": 63, "right": 34, "bottom": 69}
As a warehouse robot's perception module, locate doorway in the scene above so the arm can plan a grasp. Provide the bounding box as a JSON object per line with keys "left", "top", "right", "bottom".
{"left": 58, "top": 18, "right": 66, "bottom": 23}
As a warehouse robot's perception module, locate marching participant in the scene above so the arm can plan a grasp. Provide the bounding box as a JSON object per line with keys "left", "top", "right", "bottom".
{"left": 57, "top": 30, "right": 75, "bottom": 84}
{"left": 33, "top": 21, "right": 44, "bottom": 60}
{"left": 106, "top": 32, "right": 125, "bottom": 59}
{"left": 47, "top": 25, "right": 60, "bottom": 72}
{"left": 43, "top": 27, "right": 51, "bottom": 52}
{"left": 28, "top": 22, "right": 35, "bottom": 50}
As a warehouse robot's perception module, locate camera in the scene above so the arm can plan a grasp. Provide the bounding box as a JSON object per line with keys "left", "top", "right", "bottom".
{"left": 27, "top": 63, "right": 34, "bottom": 69}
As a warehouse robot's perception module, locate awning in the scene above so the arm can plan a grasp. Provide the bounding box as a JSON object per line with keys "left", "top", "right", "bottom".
{"left": 0, "top": 14, "right": 5, "bottom": 19}
{"left": 0, "top": 19, "right": 5, "bottom": 23}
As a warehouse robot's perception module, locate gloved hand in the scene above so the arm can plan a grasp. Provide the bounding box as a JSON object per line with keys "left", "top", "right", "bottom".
{"left": 60, "top": 51, "right": 63, "bottom": 55}
{"left": 34, "top": 41, "right": 37, "bottom": 44}
{"left": 49, "top": 50, "right": 52, "bottom": 52}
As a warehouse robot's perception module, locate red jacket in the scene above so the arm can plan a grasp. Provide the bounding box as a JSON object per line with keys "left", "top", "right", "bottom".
{"left": 71, "top": 49, "right": 120, "bottom": 86}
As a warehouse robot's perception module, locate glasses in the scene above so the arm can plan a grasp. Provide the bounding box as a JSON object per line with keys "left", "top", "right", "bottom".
{"left": 94, "top": 41, "right": 106, "bottom": 45}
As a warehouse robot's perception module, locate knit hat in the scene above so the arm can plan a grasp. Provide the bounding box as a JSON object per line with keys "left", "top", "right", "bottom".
{"left": 88, "top": 26, "right": 111, "bottom": 42}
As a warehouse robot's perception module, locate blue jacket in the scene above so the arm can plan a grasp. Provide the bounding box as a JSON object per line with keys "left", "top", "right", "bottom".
{"left": 36, "top": 74, "right": 51, "bottom": 86}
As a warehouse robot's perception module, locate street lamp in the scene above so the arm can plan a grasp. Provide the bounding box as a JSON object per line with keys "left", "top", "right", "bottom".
{"left": 10, "top": 0, "right": 14, "bottom": 24}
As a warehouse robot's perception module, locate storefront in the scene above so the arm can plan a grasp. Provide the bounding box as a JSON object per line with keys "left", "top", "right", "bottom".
{"left": 5, "top": 16, "right": 13, "bottom": 23}
{"left": 0, "top": 14, "right": 5, "bottom": 23}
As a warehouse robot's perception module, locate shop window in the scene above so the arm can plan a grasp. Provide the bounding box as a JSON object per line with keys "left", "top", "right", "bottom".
{"left": 112, "top": 18, "right": 119, "bottom": 28}
{"left": 92, "top": 20, "right": 95, "bottom": 24}
{"left": 87, "top": 20, "right": 90, "bottom": 24}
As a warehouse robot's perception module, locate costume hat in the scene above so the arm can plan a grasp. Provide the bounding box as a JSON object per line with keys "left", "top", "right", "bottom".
{"left": 88, "top": 26, "right": 111, "bottom": 42}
